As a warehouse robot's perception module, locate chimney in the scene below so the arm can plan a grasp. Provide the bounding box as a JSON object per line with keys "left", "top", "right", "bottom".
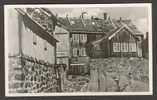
{"left": 146, "top": 32, "right": 148, "bottom": 39}
{"left": 80, "top": 12, "right": 87, "bottom": 27}
{"left": 103, "top": 13, "right": 107, "bottom": 20}
{"left": 119, "top": 17, "right": 122, "bottom": 21}
{"left": 91, "top": 16, "right": 94, "bottom": 20}
{"left": 66, "top": 14, "right": 72, "bottom": 25}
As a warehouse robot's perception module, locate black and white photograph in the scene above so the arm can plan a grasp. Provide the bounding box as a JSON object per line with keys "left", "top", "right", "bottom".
{"left": 4, "top": 4, "right": 152, "bottom": 96}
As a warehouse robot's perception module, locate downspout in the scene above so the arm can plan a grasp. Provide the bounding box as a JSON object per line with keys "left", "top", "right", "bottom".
{"left": 54, "top": 43, "right": 57, "bottom": 64}
{"left": 18, "top": 11, "right": 23, "bottom": 57}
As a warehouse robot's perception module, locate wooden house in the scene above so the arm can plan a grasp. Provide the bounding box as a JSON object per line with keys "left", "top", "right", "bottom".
{"left": 6, "top": 8, "right": 59, "bottom": 93}
{"left": 91, "top": 25, "right": 143, "bottom": 58}
{"left": 90, "top": 19, "right": 144, "bottom": 58}
{"left": 54, "top": 25, "right": 70, "bottom": 69}
{"left": 57, "top": 13, "right": 144, "bottom": 74}
{"left": 57, "top": 13, "right": 115, "bottom": 74}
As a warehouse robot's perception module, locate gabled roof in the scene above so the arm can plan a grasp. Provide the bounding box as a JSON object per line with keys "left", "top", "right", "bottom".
{"left": 57, "top": 15, "right": 142, "bottom": 45}
{"left": 92, "top": 24, "right": 140, "bottom": 45}
{"left": 108, "top": 24, "right": 139, "bottom": 40}
{"left": 16, "top": 8, "right": 58, "bottom": 45}
{"left": 112, "top": 19, "right": 141, "bottom": 34}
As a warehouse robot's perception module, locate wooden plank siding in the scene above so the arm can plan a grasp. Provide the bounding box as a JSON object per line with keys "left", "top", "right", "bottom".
{"left": 110, "top": 28, "right": 138, "bottom": 57}
{"left": 71, "top": 33, "right": 87, "bottom": 57}
{"left": 89, "top": 27, "right": 141, "bottom": 58}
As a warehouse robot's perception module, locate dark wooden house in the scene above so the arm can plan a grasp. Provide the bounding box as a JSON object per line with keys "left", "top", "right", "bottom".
{"left": 91, "top": 24, "right": 143, "bottom": 58}
{"left": 57, "top": 13, "right": 115, "bottom": 74}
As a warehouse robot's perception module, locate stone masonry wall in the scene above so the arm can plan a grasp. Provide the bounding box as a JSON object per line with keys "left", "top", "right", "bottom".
{"left": 8, "top": 56, "right": 25, "bottom": 93}
{"left": 8, "top": 56, "right": 58, "bottom": 93}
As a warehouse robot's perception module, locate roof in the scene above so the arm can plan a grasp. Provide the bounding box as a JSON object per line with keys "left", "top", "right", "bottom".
{"left": 58, "top": 17, "right": 141, "bottom": 36}
{"left": 92, "top": 25, "right": 140, "bottom": 45}
{"left": 58, "top": 16, "right": 142, "bottom": 46}
{"left": 54, "top": 26, "right": 69, "bottom": 34}
{"left": 57, "top": 17, "right": 116, "bottom": 34}
{"left": 16, "top": 8, "right": 58, "bottom": 45}
{"left": 112, "top": 19, "right": 141, "bottom": 34}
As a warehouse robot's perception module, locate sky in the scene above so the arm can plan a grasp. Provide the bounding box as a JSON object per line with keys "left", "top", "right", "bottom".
{"left": 50, "top": 6, "right": 149, "bottom": 34}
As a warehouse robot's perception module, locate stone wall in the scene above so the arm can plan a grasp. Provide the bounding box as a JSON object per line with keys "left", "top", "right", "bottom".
{"left": 8, "top": 55, "right": 58, "bottom": 93}
{"left": 8, "top": 56, "right": 24, "bottom": 93}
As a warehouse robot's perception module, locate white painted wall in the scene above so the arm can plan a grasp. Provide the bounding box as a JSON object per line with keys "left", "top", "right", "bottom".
{"left": 7, "top": 9, "right": 20, "bottom": 56}
{"left": 21, "top": 18, "right": 56, "bottom": 64}
{"left": 8, "top": 9, "right": 56, "bottom": 64}
{"left": 54, "top": 26, "right": 70, "bottom": 57}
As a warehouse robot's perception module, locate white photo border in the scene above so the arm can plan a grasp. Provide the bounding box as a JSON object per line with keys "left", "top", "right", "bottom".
{"left": 4, "top": 3, "right": 152, "bottom": 96}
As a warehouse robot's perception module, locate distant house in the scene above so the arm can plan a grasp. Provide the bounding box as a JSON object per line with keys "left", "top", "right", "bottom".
{"left": 91, "top": 23, "right": 143, "bottom": 57}
{"left": 56, "top": 13, "right": 114, "bottom": 74}
{"left": 58, "top": 13, "right": 113, "bottom": 59}
{"left": 57, "top": 13, "right": 144, "bottom": 74}
{"left": 58, "top": 13, "right": 143, "bottom": 58}
{"left": 7, "top": 8, "right": 59, "bottom": 93}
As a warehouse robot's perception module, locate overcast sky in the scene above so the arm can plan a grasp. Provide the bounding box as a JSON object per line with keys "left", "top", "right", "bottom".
{"left": 50, "top": 7, "right": 149, "bottom": 34}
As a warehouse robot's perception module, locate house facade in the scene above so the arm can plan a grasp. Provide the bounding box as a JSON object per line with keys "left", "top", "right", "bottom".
{"left": 7, "top": 8, "right": 59, "bottom": 93}
{"left": 57, "top": 13, "right": 144, "bottom": 74}
{"left": 57, "top": 13, "right": 114, "bottom": 74}
{"left": 54, "top": 25, "right": 70, "bottom": 69}
{"left": 91, "top": 26, "right": 143, "bottom": 58}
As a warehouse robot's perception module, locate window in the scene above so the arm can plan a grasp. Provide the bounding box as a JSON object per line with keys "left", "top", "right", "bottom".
{"left": 113, "top": 43, "right": 120, "bottom": 52}
{"left": 117, "top": 43, "right": 120, "bottom": 52}
{"left": 132, "top": 43, "right": 136, "bottom": 52}
{"left": 76, "top": 34, "right": 79, "bottom": 44}
{"left": 28, "top": 27, "right": 37, "bottom": 46}
{"left": 73, "top": 48, "right": 78, "bottom": 57}
{"left": 129, "top": 42, "right": 136, "bottom": 52}
{"left": 72, "top": 34, "right": 80, "bottom": 45}
{"left": 72, "top": 34, "right": 75, "bottom": 41}
{"left": 121, "top": 43, "right": 125, "bottom": 52}
{"left": 113, "top": 43, "right": 116, "bottom": 52}
{"left": 82, "top": 48, "right": 86, "bottom": 56}
{"left": 83, "top": 34, "right": 87, "bottom": 43}
{"left": 44, "top": 40, "right": 47, "bottom": 51}
{"left": 129, "top": 43, "right": 132, "bottom": 52}
{"left": 124, "top": 43, "right": 128, "bottom": 52}
{"left": 79, "top": 48, "right": 82, "bottom": 56}
{"left": 113, "top": 42, "right": 131, "bottom": 52}
{"left": 80, "top": 34, "right": 83, "bottom": 41}
{"left": 72, "top": 34, "right": 76, "bottom": 45}
{"left": 33, "top": 33, "right": 37, "bottom": 45}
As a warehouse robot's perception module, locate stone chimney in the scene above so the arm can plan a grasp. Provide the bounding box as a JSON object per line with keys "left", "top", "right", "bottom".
{"left": 119, "top": 17, "right": 122, "bottom": 21}
{"left": 104, "top": 13, "right": 107, "bottom": 20}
